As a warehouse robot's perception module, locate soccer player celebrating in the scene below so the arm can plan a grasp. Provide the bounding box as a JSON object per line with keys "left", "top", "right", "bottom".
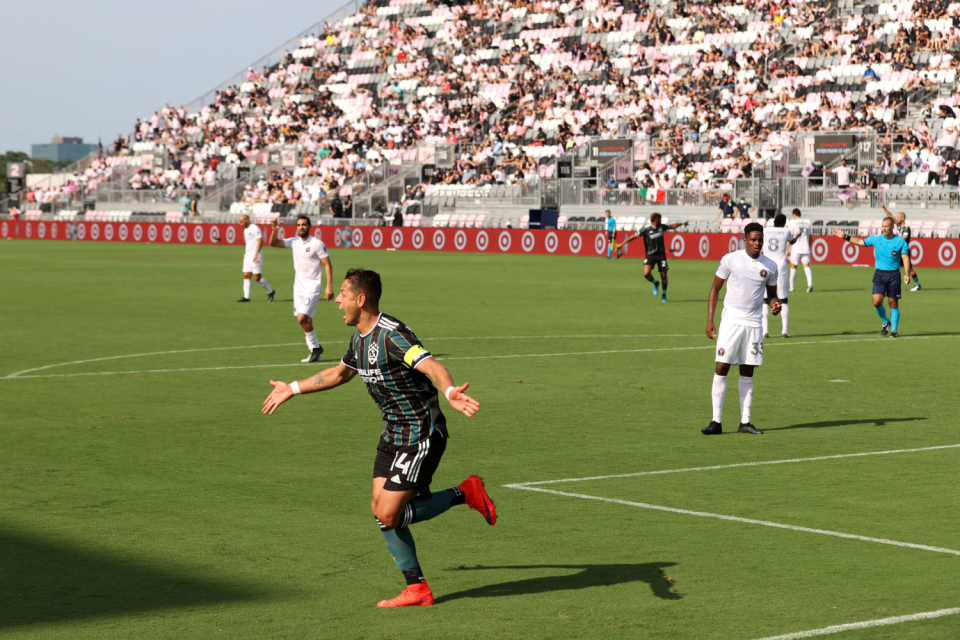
{"left": 268, "top": 216, "right": 333, "bottom": 362}
{"left": 704, "top": 222, "right": 780, "bottom": 435}
{"left": 238, "top": 215, "right": 275, "bottom": 303}
{"left": 262, "top": 268, "right": 496, "bottom": 608}
{"left": 619, "top": 213, "right": 688, "bottom": 303}
{"left": 604, "top": 210, "right": 620, "bottom": 259}
{"left": 882, "top": 204, "right": 922, "bottom": 291}
{"left": 833, "top": 219, "right": 911, "bottom": 338}
{"left": 787, "top": 208, "right": 813, "bottom": 292}
{"left": 761, "top": 213, "right": 798, "bottom": 338}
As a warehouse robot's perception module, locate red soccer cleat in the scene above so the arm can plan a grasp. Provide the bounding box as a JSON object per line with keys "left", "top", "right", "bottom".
{"left": 376, "top": 581, "right": 434, "bottom": 608}
{"left": 458, "top": 474, "right": 497, "bottom": 526}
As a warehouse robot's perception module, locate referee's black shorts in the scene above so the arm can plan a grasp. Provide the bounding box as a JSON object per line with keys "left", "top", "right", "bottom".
{"left": 374, "top": 425, "right": 447, "bottom": 492}
{"left": 872, "top": 269, "right": 902, "bottom": 299}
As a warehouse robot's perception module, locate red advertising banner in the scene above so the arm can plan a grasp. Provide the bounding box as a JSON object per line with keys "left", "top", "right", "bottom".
{"left": 3, "top": 220, "right": 958, "bottom": 269}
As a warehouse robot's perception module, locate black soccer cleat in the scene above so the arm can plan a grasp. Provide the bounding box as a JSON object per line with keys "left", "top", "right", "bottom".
{"left": 301, "top": 346, "right": 324, "bottom": 363}
{"left": 237, "top": 297, "right": 250, "bottom": 303}
{"left": 890, "top": 331, "right": 899, "bottom": 339}
{"left": 267, "top": 290, "right": 275, "bottom": 302}
{"left": 738, "top": 423, "right": 764, "bottom": 435}
{"left": 881, "top": 322, "right": 890, "bottom": 336}
{"left": 702, "top": 421, "right": 722, "bottom": 435}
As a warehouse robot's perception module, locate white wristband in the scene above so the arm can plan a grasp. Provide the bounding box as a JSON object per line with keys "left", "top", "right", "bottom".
{"left": 290, "top": 381, "right": 301, "bottom": 396}
{"left": 445, "top": 386, "right": 455, "bottom": 401}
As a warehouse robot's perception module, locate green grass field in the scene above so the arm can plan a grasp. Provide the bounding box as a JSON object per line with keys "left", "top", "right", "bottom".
{"left": 2, "top": 240, "right": 959, "bottom": 639}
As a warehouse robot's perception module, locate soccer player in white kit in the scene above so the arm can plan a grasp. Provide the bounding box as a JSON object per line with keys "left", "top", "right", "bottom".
{"left": 703, "top": 222, "right": 781, "bottom": 436}
{"left": 269, "top": 215, "right": 334, "bottom": 363}
{"left": 787, "top": 208, "right": 813, "bottom": 292}
{"left": 238, "top": 215, "right": 275, "bottom": 303}
{"left": 761, "top": 213, "right": 798, "bottom": 338}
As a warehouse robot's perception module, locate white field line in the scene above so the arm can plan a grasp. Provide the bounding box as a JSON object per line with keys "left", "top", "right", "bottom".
{"left": 751, "top": 607, "right": 960, "bottom": 640}
{"left": 507, "top": 444, "right": 960, "bottom": 487}
{"left": 8, "top": 362, "right": 338, "bottom": 379}
{"left": 509, "top": 485, "right": 960, "bottom": 557}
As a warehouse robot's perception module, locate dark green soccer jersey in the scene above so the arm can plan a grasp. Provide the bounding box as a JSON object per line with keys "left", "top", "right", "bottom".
{"left": 341, "top": 313, "right": 444, "bottom": 446}
{"left": 635, "top": 224, "right": 668, "bottom": 255}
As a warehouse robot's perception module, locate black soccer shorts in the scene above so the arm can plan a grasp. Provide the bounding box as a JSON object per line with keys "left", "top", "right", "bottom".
{"left": 644, "top": 253, "right": 669, "bottom": 271}
{"left": 373, "top": 425, "right": 447, "bottom": 491}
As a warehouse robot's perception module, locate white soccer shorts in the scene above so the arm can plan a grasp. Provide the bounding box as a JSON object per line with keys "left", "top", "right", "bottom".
{"left": 293, "top": 290, "right": 320, "bottom": 318}
{"left": 715, "top": 321, "right": 764, "bottom": 366}
{"left": 242, "top": 254, "right": 263, "bottom": 274}
{"left": 789, "top": 250, "right": 810, "bottom": 266}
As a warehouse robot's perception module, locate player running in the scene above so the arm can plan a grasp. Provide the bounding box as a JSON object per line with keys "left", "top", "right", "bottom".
{"left": 619, "top": 212, "right": 688, "bottom": 303}
{"left": 833, "top": 219, "right": 911, "bottom": 338}
{"left": 238, "top": 215, "right": 275, "bottom": 303}
{"left": 261, "top": 268, "right": 495, "bottom": 608}
{"left": 882, "top": 204, "right": 922, "bottom": 291}
{"left": 604, "top": 210, "right": 621, "bottom": 259}
{"left": 704, "top": 222, "right": 780, "bottom": 435}
{"left": 268, "top": 216, "right": 333, "bottom": 362}
{"left": 787, "top": 208, "right": 813, "bottom": 292}
{"left": 761, "top": 213, "right": 798, "bottom": 338}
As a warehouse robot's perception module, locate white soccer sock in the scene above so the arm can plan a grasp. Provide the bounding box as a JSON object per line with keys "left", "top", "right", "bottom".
{"left": 711, "top": 374, "right": 727, "bottom": 423}
{"left": 739, "top": 376, "right": 754, "bottom": 424}
{"left": 258, "top": 277, "right": 273, "bottom": 293}
{"left": 781, "top": 303, "right": 790, "bottom": 334}
{"left": 789, "top": 268, "right": 797, "bottom": 290}
{"left": 243, "top": 279, "right": 251, "bottom": 299}
{"left": 803, "top": 266, "right": 813, "bottom": 287}
{"left": 305, "top": 330, "right": 320, "bottom": 350}
{"left": 761, "top": 303, "right": 769, "bottom": 335}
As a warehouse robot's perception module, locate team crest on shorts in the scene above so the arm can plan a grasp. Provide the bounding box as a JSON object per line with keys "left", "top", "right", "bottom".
{"left": 760, "top": 270, "right": 768, "bottom": 278}
{"left": 718, "top": 348, "right": 725, "bottom": 356}
{"left": 368, "top": 343, "right": 380, "bottom": 365}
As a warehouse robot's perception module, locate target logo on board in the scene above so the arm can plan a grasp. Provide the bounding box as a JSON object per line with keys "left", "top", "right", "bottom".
{"left": 352, "top": 229, "right": 363, "bottom": 248}
{"left": 90, "top": 223, "right": 100, "bottom": 240}
{"left": 391, "top": 229, "right": 404, "bottom": 248}
{"left": 163, "top": 225, "right": 172, "bottom": 242}
{"left": 909, "top": 240, "right": 923, "bottom": 265}
{"left": 148, "top": 224, "right": 159, "bottom": 242}
{"left": 209, "top": 226, "right": 220, "bottom": 243}
{"left": 728, "top": 237, "right": 740, "bottom": 253}
{"left": 545, "top": 231, "right": 559, "bottom": 253}
{"left": 455, "top": 230, "right": 468, "bottom": 251}
{"left": 132, "top": 224, "right": 142, "bottom": 242}
{"left": 105, "top": 224, "right": 115, "bottom": 240}
{"left": 178, "top": 225, "right": 187, "bottom": 243}
{"left": 38, "top": 222, "right": 46, "bottom": 238}
{"left": 433, "top": 229, "right": 446, "bottom": 250}
{"left": 371, "top": 229, "right": 383, "bottom": 247}
{"left": 193, "top": 225, "right": 204, "bottom": 243}
{"left": 671, "top": 235, "right": 685, "bottom": 257}
{"left": 476, "top": 231, "right": 489, "bottom": 251}
{"left": 1, "top": 222, "right": 7, "bottom": 238}
{"left": 120, "top": 224, "right": 130, "bottom": 241}
{"left": 51, "top": 223, "right": 58, "bottom": 238}
{"left": 412, "top": 230, "right": 424, "bottom": 249}
{"left": 25, "top": 223, "right": 32, "bottom": 238}
{"left": 699, "top": 236, "right": 710, "bottom": 257}
{"left": 277, "top": 226, "right": 285, "bottom": 240}
{"left": 842, "top": 242, "right": 859, "bottom": 263}
{"left": 812, "top": 238, "right": 829, "bottom": 262}
{"left": 940, "top": 241, "right": 957, "bottom": 266}
{"left": 521, "top": 231, "right": 536, "bottom": 253}
{"left": 569, "top": 232, "right": 582, "bottom": 254}
{"left": 334, "top": 228, "right": 343, "bottom": 247}
{"left": 593, "top": 233, "right": 606, "bottom": 254}
{"left": 226, "top": 226, "right": 236, "bottom": 244}
{"left": 77, "top": 223, "right": 86, "bottom": 240}
{"left": 498, "top": 231, "right": 512, "bottom": 252}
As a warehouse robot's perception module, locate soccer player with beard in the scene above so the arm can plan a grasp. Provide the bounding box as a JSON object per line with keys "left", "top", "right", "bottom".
{"left": 261, "top": 268, "right": 496, "bottom": 608}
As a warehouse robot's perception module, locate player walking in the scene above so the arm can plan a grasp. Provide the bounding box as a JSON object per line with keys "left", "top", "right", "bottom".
{"left": 268, "top": 216, "right": 333, "bottom": 362}
{"left": 833, "top": 219, "right": 911, "bottom": 338}
{"left": 761, "top": 213, "right": 798, "bottom": 338}
{"left": 703, "top": 222, "right": 780, "bottom": 435}
{"left": 238, "top": 215, "right": 275, "bottom": 303}
{"left": 262, "top": 268, "right": 496, "bottom": 608}
{"left": 619, "top": 213, "right": 687, "bottom": 303}
{"left": 882, "top": 204, "right": 921, "bottom": 291}
{"left": 604, "top": 210, "right": 621, "bottom": 259}
{"left": 787, "top": 208, "right": 813, "bottom": 292}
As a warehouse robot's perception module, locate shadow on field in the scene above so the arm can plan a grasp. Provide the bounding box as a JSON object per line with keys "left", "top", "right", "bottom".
{"left": 435, "top": 563, "right": 680, "bottom": 603}
{"left": 0, "top": 528, "right": 262, "bottom": 629}
{"left": 768, "top": 417, "right": 927, "bottom": 431}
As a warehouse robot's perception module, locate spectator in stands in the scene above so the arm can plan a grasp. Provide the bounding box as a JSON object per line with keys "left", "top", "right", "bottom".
{"left": 342, "top": 195, "right": 353, "bottom": 219}
{"left": 188, "top": 194, "right": 200, "bottom": 217}
{"left": 862, "top": 64, "right": 879, "bottom": 82}
{"left": 927, "top": 148, "right": 944, "bottom": 184}
{"left": 736, "top": 198, "right": 753, "bottom": 220}
{"left": 937, "top": 126, "right": 958, "bottom": 151}
{"left": 717, "top": 194, "right": 735, "bottom": 220}
{"left": 329, "top": 195, "right": 345, "bottom": 218}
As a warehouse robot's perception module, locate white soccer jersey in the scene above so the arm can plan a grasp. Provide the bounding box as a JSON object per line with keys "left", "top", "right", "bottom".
{"left": 762, "top": 227, "right": 794, "bottom": 266}
{"left": 243, "top": 224, "right": 263, "bottom": 256}
{"left": 283, "top": 235, "right": 329, "bottom": 294}
{"left": 788, "top": 219, "right": 812, "bottom": 253}
{"left": 716, "top": 250, "right": 779, "bottom": 327}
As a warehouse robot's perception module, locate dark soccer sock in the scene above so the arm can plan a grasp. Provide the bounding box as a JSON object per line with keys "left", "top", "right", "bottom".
{"left": 644, "top": 273, "right": 656, "bottom": 283}
{"left": 912, "top": 274, "right": 920, "bottom": 284}
{"left": 377, "top": 518, "right": 420, "bottom": 572}
{"left": 399, "top": 490, "right": 460, "bottom": 527}
{"left": 661, "top": 276, "right": 668, "bottom": 292}
{"left": 401, "top": 567, "right": 425, "bottom": 586}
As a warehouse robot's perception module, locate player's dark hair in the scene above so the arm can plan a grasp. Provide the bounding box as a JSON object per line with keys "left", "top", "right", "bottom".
{"left": 774, "top": 213, "right": 787, "bottom": 227}
{"left": 296, "top": 215, "right": 311, "bottom": 226}
{"left": 344, "top": 268, "right": 382, "bottom": 305}
{"left": 744, "top": 222, "right": 764, "bottom": 237}
{"left": 792, "top": 208, "right": 802, "bottom": 217}
{"left": 650, "top": 212, "right": 662, "bottom": 224}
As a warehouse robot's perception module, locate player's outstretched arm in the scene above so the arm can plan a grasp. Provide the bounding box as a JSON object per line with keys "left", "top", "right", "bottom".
{"left": 262, "top": 362, "right": 357, "bottom": 415}
{"left": 268, "top": 218, "right": 285, "bottom": 248}
{"left": 415, "top": 357, "right": 480, "bottom": 418}
{"left": 706, "top": 276, "right": 726, "bottom": 340}
{"left": 833, "top": 228, "right": 866, "bottom": 246}
{"left": 321, "top": 256, "right": 334, "bottom": 301}
{"left": 668, "top": 222, "right": 688, "bottom": 230}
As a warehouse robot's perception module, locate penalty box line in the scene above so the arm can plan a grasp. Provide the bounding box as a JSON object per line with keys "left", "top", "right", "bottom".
{"left": 751, "top": 607, "right": 960, "bottom": 640}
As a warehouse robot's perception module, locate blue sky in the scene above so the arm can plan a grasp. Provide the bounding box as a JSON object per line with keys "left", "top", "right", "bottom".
{"left": 1, "top": 0, "right": 346, "bottom": 154}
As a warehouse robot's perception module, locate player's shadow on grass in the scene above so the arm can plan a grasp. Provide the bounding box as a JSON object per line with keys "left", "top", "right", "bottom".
{"left": 767, "top": 417, "right": 927, "bottom": 431}
{"left": 435, "top": 563, "right": 680, "bottom": 603}
{"left": 0, "top": 527, "right": 264, "bottom": 629}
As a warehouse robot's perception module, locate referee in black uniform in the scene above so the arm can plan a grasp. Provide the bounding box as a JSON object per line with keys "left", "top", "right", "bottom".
{"left": 621, "top": 212, "right": 688, "bottom": 302}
